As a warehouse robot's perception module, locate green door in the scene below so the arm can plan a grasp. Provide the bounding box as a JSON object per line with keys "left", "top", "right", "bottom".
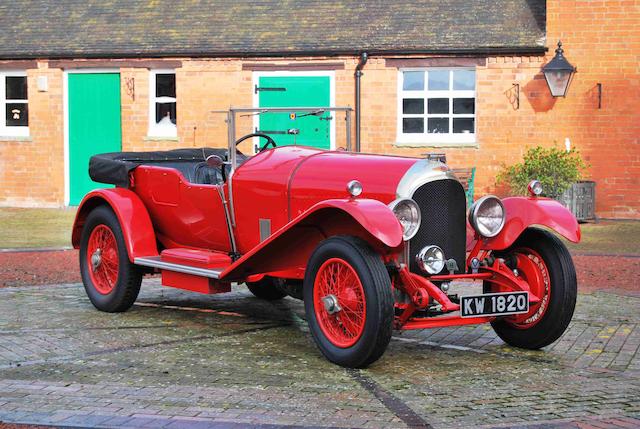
{"left": 257, "top": 76, "right": 331, "bottom": 150}
{"left": 68, "top": 73, "right": 122, "bottom": 205}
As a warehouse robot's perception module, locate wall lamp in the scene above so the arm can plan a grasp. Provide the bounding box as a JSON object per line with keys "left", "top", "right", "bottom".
{"left": 542, "top": 41, "right": 576, "bottom": 97}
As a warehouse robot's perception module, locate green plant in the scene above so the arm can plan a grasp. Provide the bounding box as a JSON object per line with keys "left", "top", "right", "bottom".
{"left": 497, "top": 146, "right": 586, "bottom": 199}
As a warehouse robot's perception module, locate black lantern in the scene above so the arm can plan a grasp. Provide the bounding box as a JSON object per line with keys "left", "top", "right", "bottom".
{"left": 542, "top": 41, "right": 576, "bottom": 97}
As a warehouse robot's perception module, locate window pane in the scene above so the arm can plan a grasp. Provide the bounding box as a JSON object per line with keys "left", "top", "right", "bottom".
{"left": 156, "top": 74, "right": 176, "bottom": 97}
{"left": 453, "top": 70, "right": 475, "bottom": 90}
{"left": 453, "top": 118, "right": 474, "bottom": 133}
{"left": 6, "top": 76, "right": 27, "bottom": 100}
{"left": 428, "top": 70, "right": 449, "bottom": 90}
{"left": 403, "top": 71, "right": 424, "bottom": 91}
{"left": 156, "top": 102, "right": 177, "bottom": 125}
{"left": 403, "top": 98, "right": 424, "bottom": 114}
{"left": 403, "top": 118, "right": 424, "bottom": 134}
{"left": 453, "top": 98, "right": 475, "bottom": 114}
{"left": 428, "top": 98, "right": 449, "bottom": 114}
{"left": 427, "top": 118, "right": 449, "bottom": 133}
{"left": 6, "top": 103, "right": 28, "bottom": 127}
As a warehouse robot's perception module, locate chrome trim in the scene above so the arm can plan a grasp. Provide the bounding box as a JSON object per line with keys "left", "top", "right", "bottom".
{"left": 396, "top": 158, "right": 459, "bottom": 199}
{"left": 216, "top": 185, "right": 237, "bottom": 254}
{"left": 134, "top": 256, "right": 223, "bottom": 279}
{"left": 227, "top": 110, "right": 237, "bottom": 227}
{"left": 468, "top": 195, "right": 506, "bottom": 238}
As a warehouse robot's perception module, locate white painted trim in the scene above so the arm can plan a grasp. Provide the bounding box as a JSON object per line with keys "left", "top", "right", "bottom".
{"left": 0, "top": 70, "right": 29, "bottom": 137}
{"left": 252, "top": 70, "right": 336, "bottom": 152}
{"left": 63, "top": 68, "right": 120, "bottom": 206}
{"left": 148, "top": 69, "right": 177, "bottom": 138}
{"left": 396, "top": 67, "right": 477, "bottom": 146}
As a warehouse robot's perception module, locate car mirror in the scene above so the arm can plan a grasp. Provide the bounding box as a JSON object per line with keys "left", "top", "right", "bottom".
{"left": 206, "top": 154, "right": 224, "bottom": 168}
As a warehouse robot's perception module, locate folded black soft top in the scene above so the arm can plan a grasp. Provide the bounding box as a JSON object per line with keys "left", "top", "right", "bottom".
{"left": 89, "top": 148, "right": 231, "bottom": 187}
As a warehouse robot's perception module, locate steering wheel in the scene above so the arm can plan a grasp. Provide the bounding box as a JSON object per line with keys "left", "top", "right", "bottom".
{"left": 234, "top": 133, "right": 277, "bottom": 153}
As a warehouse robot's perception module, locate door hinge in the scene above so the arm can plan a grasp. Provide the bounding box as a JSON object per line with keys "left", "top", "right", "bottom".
{"left": 257, "top": 129, "right": 300, "bottom": 135}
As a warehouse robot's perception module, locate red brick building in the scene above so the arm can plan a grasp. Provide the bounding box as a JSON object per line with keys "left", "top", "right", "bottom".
{"left": 0, "top": 1, "right": 637, "bottom": 218}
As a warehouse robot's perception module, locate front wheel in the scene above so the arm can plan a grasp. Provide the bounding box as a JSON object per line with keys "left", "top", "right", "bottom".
{"left": 79, "top": 205, "right": 142, "bottom": 312}
{"left": 485, "top": 228, "right": 577, "bottom": 349}
{"left": 304, "top": 236, "right": 394, "bottom": 368}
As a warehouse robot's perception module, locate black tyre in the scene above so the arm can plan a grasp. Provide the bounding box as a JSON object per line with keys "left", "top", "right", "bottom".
{"left": 304, "top": 236, "right": 394, "bottom": 368}
{"left": 79, "top": 205, "right": 142, "bottom": 312}
{"left": 485, "top": 228, "right": 577, "bottom": 349}
{"left": 246, "top": 277, "right": 288, "bottom": 300}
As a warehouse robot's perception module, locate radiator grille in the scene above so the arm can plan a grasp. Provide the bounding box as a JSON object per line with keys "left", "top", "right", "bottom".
{"left": 409, "top": 179, "right": 467, "bottom": 274}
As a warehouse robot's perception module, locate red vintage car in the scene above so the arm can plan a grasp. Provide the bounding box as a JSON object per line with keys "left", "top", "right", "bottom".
{"left": 72, "top": 129, "right": 580, "bottom": 368}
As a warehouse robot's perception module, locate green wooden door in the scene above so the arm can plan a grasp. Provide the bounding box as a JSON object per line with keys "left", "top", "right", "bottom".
{"left": 257, "top": 76, "right": 331, "bottom": 149}
{"left": 68, "top": 73, "right": 122, "bottom": 205}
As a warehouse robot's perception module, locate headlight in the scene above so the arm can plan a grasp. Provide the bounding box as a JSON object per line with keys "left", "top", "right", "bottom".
{"left": 416, "top": 245, "right": 445, "bottom": 274}
{"left": 527, "top": 179, "right": 543, "bottom": 197}
{"left": 468, "top": 196, "right": 506, "bottom": 238}
{"left": 388, "top": 198, "right": 421, "bottom": 240}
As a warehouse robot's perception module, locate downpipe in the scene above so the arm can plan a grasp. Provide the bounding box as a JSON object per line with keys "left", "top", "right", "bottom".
{"left": 354, "top": 52, "right": 368, "bottom": 153}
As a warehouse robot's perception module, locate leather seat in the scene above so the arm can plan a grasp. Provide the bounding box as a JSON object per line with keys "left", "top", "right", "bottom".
{"left": 193, "top": 162, "right": 224, "bottom": 185}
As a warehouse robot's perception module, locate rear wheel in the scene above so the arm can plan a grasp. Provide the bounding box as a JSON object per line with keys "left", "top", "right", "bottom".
{"left": 246, "top": 277, "right": 287, "bottom": 300}
{"left": 485, "top": 228, "right": 577, "bottom": 349}
{"left": 79, "top": 205, "right": 142, "bottom": 312}
{"left": 304, "top": 236, "right": 393, "bottom": 368}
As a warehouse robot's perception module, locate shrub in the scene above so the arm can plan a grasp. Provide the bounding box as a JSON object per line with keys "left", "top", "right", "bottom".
{"left": 497, "top": 146, "right": 586, "bottom": 199}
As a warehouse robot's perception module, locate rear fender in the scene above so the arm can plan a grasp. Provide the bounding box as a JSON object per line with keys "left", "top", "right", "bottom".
{"left": 221, "top": 198, "right": 403, "bottom": 280}
{"left": 71, "top": 188, "right": 158, "bottom": 262}
{"left": 482, "top": 197, "right": 580, "bottom": 251}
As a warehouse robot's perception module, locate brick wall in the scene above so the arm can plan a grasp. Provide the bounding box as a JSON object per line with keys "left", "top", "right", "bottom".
{"left": 544, "top": 0, "right": 640, "bottom": 218}
{"left": 0, "top": 63, "right": 64, "bottom": 207}
{"left": 1, "top": 0, "right": 638, "bottom": 218}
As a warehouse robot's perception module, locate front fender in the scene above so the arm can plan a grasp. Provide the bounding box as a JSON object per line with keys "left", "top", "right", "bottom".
{"left": 482, "top": 197, "right": 581, "bottom": 251}
{"left": 71, "top": 188, "right": 158, "bottom": 262}
{"left": 311, "top": 198, "right": 404, "bottom": 248}
{"left": 220, "top": 198, "right": 403, "bottom": 280}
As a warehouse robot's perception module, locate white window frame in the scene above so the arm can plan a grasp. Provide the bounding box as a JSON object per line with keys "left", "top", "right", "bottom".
{"left": 148, "top": 69, "right": 177, "bottom": 138}
{"left": 397, "top": 68, "right": 476, "bottom": 145}
{"left": 0, "top": 71, "right": 29, "bottom": 137}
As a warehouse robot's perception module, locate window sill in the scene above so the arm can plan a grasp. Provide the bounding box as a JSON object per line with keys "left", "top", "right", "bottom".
{"left": 0, "top": 135, "right": 32, "bottom": 142}
{"left": 394, "top": 140, "right": 478, "bottom": 149}
{"left": 144, "top": 135, "right": 179, "bottom": 141}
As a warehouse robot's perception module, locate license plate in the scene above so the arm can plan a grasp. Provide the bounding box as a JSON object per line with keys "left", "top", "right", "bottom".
{"left": 460, "top": 291, "right": 529, "bottom": 318}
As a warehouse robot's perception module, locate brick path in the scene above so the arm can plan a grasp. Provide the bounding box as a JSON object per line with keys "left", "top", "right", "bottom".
{"left": 0, "top": 280, "right": 638, "bottom": 428}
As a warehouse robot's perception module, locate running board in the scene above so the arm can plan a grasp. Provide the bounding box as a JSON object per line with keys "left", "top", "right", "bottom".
{"left": 134, "top": 256, "right": 223, "bottom": 279}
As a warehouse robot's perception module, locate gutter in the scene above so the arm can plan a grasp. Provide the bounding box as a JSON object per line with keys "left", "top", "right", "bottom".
{"left": 0, "top": 46, "right": 548, "bottom": 61}
{"left": 354, "top": 52, "right": 368, "bottom": 153}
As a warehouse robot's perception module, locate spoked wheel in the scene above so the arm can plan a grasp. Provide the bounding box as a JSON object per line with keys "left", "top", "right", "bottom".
{"left": 313, "top": 258, "right": 367, "bottom": 348}
{"left": 86, "top": 225, "right": 119, "bottom": 295}
{"left": 485, "top": 228, "right": 577, "bottom": 349}
{"left": 79, "top": 206, "right": 142, "bottom": 312}
{"left": 304, "top": 236, "right": 393, "bottom": 368}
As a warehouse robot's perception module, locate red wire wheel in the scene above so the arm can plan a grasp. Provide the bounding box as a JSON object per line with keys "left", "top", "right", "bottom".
{"left": 506, "top": 248, "right": 551, "bottom": 329}
{"left": 313, "top": 257, "right": 367, "bottom": 348}
{"left": 86, "top": 224, "right": 119, "bottom": 295}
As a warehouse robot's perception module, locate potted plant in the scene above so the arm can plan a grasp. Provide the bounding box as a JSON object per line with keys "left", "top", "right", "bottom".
{"left": 497, "top": 146, "right": 595, "bottom": 221}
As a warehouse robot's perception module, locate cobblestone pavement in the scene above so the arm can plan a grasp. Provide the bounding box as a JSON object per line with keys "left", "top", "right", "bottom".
{"left": 0, "top": 280, "right": 638, "bottom": 429}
